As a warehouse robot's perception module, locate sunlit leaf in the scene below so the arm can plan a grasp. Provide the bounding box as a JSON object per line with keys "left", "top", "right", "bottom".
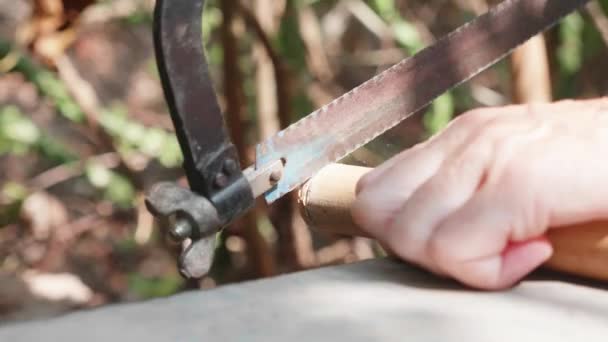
{"left": 424, "top": 92, "right": 455, "bottom": 135}
{"left": 557, "top": 12, "right": 584, "bottom": 75}
{"left": 123, "top": 122, "right": 146, "bottom": 145}
{"left": 1, "top": 106, "right": 40, "bottom": 144}
{"left": 392, "top": 21, "right": 424, "bottom": 53}
{"left": 140, "top": 127, "right": 167, "bottom": 157}
{"left": 2, "top": 182, "right": 28, "bottom": 202}
{"left": 85, "top": 162, "right": 113, "bottom": 188}
{"left": 127, "top": 273, "right": 183, "bottom": 299}
{"left": 105, "top": 173, "right": 135, "bottom": 208}
{"left": 372, "top": 0, "right": 396, "bottom": 19}
{"left": 158, "top": 136, "right": 183, "bottom": 168}
{"left": 99, "top": 107, "right": 128, "bottom": 136}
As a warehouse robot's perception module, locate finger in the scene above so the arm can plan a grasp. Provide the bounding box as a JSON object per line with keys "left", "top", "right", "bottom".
{"left": 355, "top": 142, "right": 432, "bottom": 196}
{"left": 428, "top": 190, "right": 552, "bottom": 290}
{"left": 351, "top": 146, "right": 444, "bottom": 235}
{"left": 351, "top": 109, "right": 505, "bottom": 233}
{"left": 355, "top": 109, "right": 496, "bottom": 194}
{"left": 499, "top": 237, "right": 553, "bottom": 287}
{"left": 379, "top": 140, "right": 494, "bottom": 273}
{"left": 436, "top": 236, "right": 553, "bottom": 290}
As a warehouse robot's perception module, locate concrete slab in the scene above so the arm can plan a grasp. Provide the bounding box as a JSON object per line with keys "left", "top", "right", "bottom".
{"left": 1, "top": 257, "right": 608, "bottom": 341}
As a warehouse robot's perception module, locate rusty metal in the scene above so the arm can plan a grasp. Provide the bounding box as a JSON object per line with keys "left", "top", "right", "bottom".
{"left": 153, "top": 0, "right": 254, "bottom": 224}
{"left": 145, "top": 182, "right": 222, "bottom": 278}
{"left": 256, "top": 0, "right": 590, "bottom": 203}
{"left": 148, "top": 0, "right": 588, "bottom": 279}
{"left": 244, "top": 160, "right": 285, "bottom": 198}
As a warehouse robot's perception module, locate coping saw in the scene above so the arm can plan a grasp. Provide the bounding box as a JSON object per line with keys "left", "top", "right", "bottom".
{"left": 145, "top": 0, "right": 596, "bottom": 280}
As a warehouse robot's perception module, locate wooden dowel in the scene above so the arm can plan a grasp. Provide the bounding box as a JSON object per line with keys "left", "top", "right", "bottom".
{"left": 298, "top": 164, "right": 371, "bottom": 237}
{"left": 298, "top": 163, "right": 608, "bottom": 282}
{"left": 510, "top": 34, "right": 552, "bottom": 104}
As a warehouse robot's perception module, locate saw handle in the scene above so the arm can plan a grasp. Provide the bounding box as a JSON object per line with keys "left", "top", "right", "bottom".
{"left": 298, "top": 164, "right": 608, "bottom": 282}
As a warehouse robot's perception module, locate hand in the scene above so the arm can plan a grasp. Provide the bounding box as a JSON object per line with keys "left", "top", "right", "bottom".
{"left": 351, "top": 98, "right": 608, "bottom": 290}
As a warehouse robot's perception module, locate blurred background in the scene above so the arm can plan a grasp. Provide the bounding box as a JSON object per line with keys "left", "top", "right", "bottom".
{"left": 0, "top": 0, "right": 607, "bottom": 324}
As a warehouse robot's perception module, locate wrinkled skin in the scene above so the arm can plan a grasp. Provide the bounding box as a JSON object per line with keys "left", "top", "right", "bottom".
{"left": 351, "top": 98, "right": 608, "bottom": 290}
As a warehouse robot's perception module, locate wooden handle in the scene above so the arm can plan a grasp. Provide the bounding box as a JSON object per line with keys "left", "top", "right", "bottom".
{"left": 298, "top": 163, "right": 608, "bottom": 282}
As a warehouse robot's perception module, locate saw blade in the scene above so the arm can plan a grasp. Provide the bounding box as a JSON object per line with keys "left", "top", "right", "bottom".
{"left": 256, "top": 0, "right": 589, "bottom": 203}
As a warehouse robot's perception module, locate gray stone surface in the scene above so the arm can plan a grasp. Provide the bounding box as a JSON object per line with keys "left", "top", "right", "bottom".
{"left": 1, "top": 257, "right": 608, "bottom": 341}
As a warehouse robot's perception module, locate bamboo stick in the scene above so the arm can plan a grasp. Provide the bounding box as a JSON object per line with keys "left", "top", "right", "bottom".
{"left": 299, "top": 163, "right": 608, "bottom": 282}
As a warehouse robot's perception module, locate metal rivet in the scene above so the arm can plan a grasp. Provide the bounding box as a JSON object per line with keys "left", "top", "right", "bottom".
{"left": 223, "top": 159, "right": 238, "bottom": 175}
{"left": 269, "top": 169, "right": 282, "bottom": 184}
{"left": 169, "top": 219, "right": 193, "bottom": 242}
{"left": 214, "top": 173, "right": 229, "bottom": 188}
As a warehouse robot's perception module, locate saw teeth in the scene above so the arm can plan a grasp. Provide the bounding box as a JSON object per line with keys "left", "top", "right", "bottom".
{"left": 259, "top": 0, "right": 587, "bottom": 203}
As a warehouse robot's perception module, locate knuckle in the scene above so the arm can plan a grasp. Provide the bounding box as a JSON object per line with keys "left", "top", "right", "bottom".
{"left": 355, "top": 172, "right": 374, "bottom": 195}
{"left": 452, "top": 109, "right": 488, "bottom": 127}
{"left": 350, "top": 196, "right": 373, "bottom": 229}
{"left": 453, "top": 136, "right": 493, "bottom": 175}
{"left": 384, "top": 217, "right": 420, "bottom": 258}
{"left": 426, "top": 233, "right": 451, "bottom": 267}
{"left": 351, "top": 195, "right": 392, "bottom": 237}
{"left": 499, "top": 158, "right": 533, "bottom": 188}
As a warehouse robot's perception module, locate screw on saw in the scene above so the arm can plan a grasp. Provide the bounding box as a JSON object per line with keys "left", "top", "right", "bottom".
{"left": 269, "top": 168, "right": 282, "bottom": 184}
{"left": 213, "top": 158, "right": 239, "bottom": 189}
{"left": 222, "top": 158, "right": 238, "bottom": 175}
{"left": 268, "top": 158, "right": 286, "bottom": 185}
{"left": 214, "top": 173, "right": 229, "bottom": 189}
{"left": 168, "top": 218, "right": 193, "bottom": 242}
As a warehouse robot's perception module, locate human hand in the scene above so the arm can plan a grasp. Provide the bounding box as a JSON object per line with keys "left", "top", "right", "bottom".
{"left": 351, "top": 98, "right": 608, "bottom": 290}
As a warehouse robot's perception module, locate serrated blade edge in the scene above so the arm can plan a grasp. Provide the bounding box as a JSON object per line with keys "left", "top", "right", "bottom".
{"left": 256, "top": 0, "right": 589, "bottom": 203}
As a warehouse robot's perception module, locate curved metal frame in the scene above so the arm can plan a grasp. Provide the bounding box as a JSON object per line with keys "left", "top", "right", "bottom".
{"left": 153, "top": 0, "right": 254, "bottom": 224}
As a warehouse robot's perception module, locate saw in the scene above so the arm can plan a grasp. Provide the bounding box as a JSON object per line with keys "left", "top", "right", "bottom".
{"left": 145, "top": 0, "right": 594, "bottom": 279}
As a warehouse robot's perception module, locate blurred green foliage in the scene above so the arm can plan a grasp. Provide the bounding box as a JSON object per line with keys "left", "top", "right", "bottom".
{"left": 372, "top": 0, "right": 425, "bottom": 52}
{"left": 0, "top": 41, "right": 85, "bottom": 122}
{"left": 99, "top": 105, "right": 183, "bottom": 169}
{"left": 85, "top": 161, "right": 136, "bottom": 209}
{"left": 0, "top": 106, "right": 40, "bottom": 155}
{"left": 0, "top": 105, "right": 76, "bottom": 163}
{"left": 370, "top": 0, "right": 455, "bottom": 134}
{"left": 0, "top": 181, "right": 28, "bottom": 227}
{"left": 127, "top": 273, "right": 183, "bottom": 299}
{"left": 0, "top": 0, "right": 606, "bottom": 307}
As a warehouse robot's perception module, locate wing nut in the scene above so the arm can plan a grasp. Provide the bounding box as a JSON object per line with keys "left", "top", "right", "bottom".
{"left": 145, "top": 182, "right": 221, "bottom": 279}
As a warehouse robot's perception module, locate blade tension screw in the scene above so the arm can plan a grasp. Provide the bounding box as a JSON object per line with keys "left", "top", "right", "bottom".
{"left": 270, "top": 169, "right": 282, "bottom": 183}
{"left": 214, "top": 173, "right": 229, "bottom": 188}
{"left": 223, "top": 159, "right": 238, "bottom": 175}
{"left": 169, "top": 218, "right": 193, "bottom": 242}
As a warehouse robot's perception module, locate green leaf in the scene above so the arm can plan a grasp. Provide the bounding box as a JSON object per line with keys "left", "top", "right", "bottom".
{"left": 85, "top": 162, "right": 113, "bottom": 188}
{"left": 122, "top": 122, "right": 146, "bottom": 145}
{"left": 370, "top": 0, "right": 424, "bottom": 54}
{"left": 127, "top": 274, "right": 183, "bottom": 299}
{"left": 557, "top": 12, "right": 584, "bottom": 75}
{"left": 392, "top": 21, "right": 424, "bottom": 53}
{"left": 104, "top": 173, "right": 135, "bottom": 209}
{"left": 1, "top": 182, "right": 28, "bottom": 227}
{"left": 202, "top": 5, "right": 223, "bottom": 41}
{"left": 0, "top": 106, "right": 40, "bottom": 144}
{"left": 372, "top": 0, "right": 397, "bottom": 19}
{"left": 36, "top": 135, "right": 78, "bottom": 164}
{"left": 139, "top": 128, "right": 167, "bottom": 157}
{"left": 2, "top": 182, "right": 28, "bottom": 202}
{"left": 423, "top": 92, "right": 455, "bottom": 135}
{"left": 158, "top": 136, "right": 183, "bottom": 168}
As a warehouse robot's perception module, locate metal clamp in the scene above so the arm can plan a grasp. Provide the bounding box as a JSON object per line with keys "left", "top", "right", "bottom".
{"left": 145, "top": 159, "right": 284, "bottom": 279}
{"left": 145, "top": 182, "right": 221, "bottom": 278}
